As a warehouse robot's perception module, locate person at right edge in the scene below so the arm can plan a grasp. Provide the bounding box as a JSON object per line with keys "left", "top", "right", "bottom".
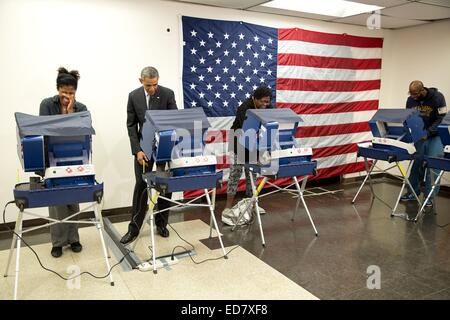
{"left": 120, "top": 66, "right": 177, "bottom": 245}
{"left": 401, "top": 80, "right": 447, "bottom": 207}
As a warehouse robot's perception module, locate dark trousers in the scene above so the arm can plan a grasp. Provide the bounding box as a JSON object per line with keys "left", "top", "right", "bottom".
{"left": 128, "top": 158, "right": 171, "bottom": 235}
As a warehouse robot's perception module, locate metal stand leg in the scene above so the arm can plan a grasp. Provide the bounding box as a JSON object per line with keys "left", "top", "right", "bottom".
{"left": 148, "top": 189, "right": 159, "bottom": 274}
{"left": 293, "top": 176, "right": 318, "bottom": 236}
{"left": 209, "top": 189, "right": 216, "bottom": 238}
{"left": 250, "top": 175, "right": 267, "bottom": 247}
{"left": 414, "top": 170, "right": 444, "bottom": 222}
{"left": 12, "top": 210, "right": 23, "bottom": 300}
{"left": 94, "top": 203, "right": 114, "bottom": 286}
{"left": 391, "top": 161, "right": 420, "bottom": 217}
{"left": 204, "top": 189, "right": 227, "bottom": 259}
{"left": 4, "top": 211, "right": 20, "bottom": 278}
{"left": 352, "top": 159, "right": 377, "bottom": 204}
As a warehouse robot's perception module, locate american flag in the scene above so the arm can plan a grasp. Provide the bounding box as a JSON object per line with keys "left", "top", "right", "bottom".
{"left": 181, "top": 16, "right": 383, "bottom": 197}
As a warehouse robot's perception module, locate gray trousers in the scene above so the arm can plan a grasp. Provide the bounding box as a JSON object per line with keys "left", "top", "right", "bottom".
{"left": 227, "top": 154, "right": 254, "bottom": 197}
{"left": 49, "top": 204, "right": 80, "bottom": 247}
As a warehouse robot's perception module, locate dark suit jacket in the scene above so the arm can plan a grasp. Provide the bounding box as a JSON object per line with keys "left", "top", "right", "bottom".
{"left": 127, "top": 85, "right": 177, "bottom": 155}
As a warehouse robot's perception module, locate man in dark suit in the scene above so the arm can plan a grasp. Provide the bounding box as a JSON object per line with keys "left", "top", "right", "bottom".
{"left": 120, "top": 66, "right": 177, "bottom": 245}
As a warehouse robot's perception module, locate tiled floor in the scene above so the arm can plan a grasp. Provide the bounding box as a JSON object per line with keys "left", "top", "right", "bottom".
{"left": 1, "top": 177, "right": 449, "bottom": 299}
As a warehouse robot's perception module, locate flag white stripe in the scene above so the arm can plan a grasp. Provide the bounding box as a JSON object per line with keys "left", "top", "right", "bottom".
{"left": 297, "top": 131, "right": 373, "bottom": 148}
{"left": 300, "top": 110, "right": 377, "bottom": 126}
{"left": 277, "top": 65, "right": 381, "bottom": 81}
{"left": 316, "top": 153, "right": 365, "bottom": 169}
{"left": 277, "top": 89, "right": 379, "bottom": 104}
{"left": 278, "top": 40, "right": 382, "bottom": 59}
{"left": 208, "top": 116, "right": 235, "bottom": 130}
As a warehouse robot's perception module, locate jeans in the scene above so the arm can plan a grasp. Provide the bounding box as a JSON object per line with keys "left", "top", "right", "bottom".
{"left": 408, "top": 136, "right": 444, "bottom": 199}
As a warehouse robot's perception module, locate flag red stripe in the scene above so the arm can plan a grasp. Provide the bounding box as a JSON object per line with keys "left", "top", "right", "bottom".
{"left": 277, "top": 78, "right": 381, "bottom": 92}
{"left": 278, "top": 28, "right": 383, "bottom": 48}
{"left": 205, "top": 129, "right": 229, "bottom": 143}
{"left": 296, "top": 122, "right": 370, "bottom": 138}
{"left": 278, "top": 53, "right": 382, "bottom": 69}
{"left": 312, "top": 143, "right": 358, "bottom": 159}
{"left": 277, "top": 100, "right": 378, "bottom": 114}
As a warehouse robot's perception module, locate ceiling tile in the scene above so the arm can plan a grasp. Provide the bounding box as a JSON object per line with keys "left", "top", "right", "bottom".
{"left": 418, "top": 0, "right": 450, "bottom": 8}
{"left": 247, "top": 6, "right": 339, "bottom": 21}
{"left": 334, "top": 12, "right": 430, "bottom": 29}
{"left": 381, "top": 2, "right": 450, "bottom": 20}
{"left": 172, "top": 0, "right": 269, "bottom": 10}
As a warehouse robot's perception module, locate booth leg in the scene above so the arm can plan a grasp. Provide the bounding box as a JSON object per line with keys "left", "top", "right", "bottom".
{"left": 414, "top": 170, "right": 444, "bottom": 222}
{"left": 294, "top": 176, "right": 318, "bottom": 236}
{"left": 94, "top": 204, "right": 114, "bottom": 286}
{"left": 12, "top": 210, "right": 23, "bottom": 300}
{"left": 204, "top": 189, "right": 227, "bottom": 258}
{"left": 352, "top": 159, "right": 377, "bottom": 204}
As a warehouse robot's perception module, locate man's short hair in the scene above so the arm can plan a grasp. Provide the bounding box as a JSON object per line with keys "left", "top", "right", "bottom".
{"left": 141, "top": 66, "right": 159, "bottom": 79}
{"left": 253, "top": 86, "right": 272, "bottom": 100}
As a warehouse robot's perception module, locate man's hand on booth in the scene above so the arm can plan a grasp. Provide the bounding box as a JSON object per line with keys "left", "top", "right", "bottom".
{"left": 136, "top": 151, "right": 149, "bottom": 166}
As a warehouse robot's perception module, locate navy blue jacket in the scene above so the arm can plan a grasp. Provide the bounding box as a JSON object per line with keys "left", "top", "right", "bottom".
{"left": 406, "top": 87, "right": 447, "bottom": 138}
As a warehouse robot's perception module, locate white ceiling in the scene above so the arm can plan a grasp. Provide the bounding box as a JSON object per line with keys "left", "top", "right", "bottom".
{"left": 168, "top": 0, "right": 450, "bottom": 29}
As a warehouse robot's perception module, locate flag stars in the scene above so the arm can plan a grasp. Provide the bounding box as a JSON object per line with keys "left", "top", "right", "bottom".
{"left": 267, "top": 53, "right": 273, "bottom": 60}
{"left": 207, "top": 66, "right": 213, "bottom": 73}
{"left": 259, "top": 77, "right": 265, "bottom": 83}
{"left": 190, "top": 48, "right": 197, "bottom": 55}
{"left": 214, "top": 75, "right": 221, "bottom": 82}
{"left": 199, "top": 57, "right": 205, "bottom": 64}
{"left": 215, "top": 58, "right": 222, "bottom": 64}
{"left": 231, "top": 58, "right": 237, "bottom": 65}
{"left": 198, "top": 74, "right": 205, "bottom": 81}
{"left": 207, "top": 32, "right": 214, "bottom": 38}
{"left": 245, "top": 76, "right": 251, "bottom": 82}
{"left": 199, "top": 92, "right": 205, "bottom": 99}
{"left": 238, "top": 84, "right": 244, "bottom": 91}
{"left": 207, "top": 49, "right": 214, "bottom": 56}
{"left": 223, "top": 101, "right": 229, "bottom": 107}
{"left": 246, "top": 43, "right": 252, "bottom": 49}
{"left": 216, "top": 41, "right": 222, "bottom": 48}
{"left": 268, "top": 38, "right": 273, "bottom": 44}
{"left": 190, "top": 30, "right": 197, "bottom": 37}
{"left": 260, "top": 61, "right": 266, "bottom": 67}
{"left": 190, "top": 66, "right": 197, "bottom": 72}
{"left": 260, "top": 44, "right": 266, "bottom": 51}
{"left": 253, "top": 69, "right": 258, "bottom": 75}
{"left": 245, "top": 92, "right": 251, "bottom": 98}
{"left": 215, "top": 92, "right": 221, "bottom": 98}
{"left": 190, "top": 83, "right": 196, "bottom": 90}
{"left": 238, "top": 67, "right": 244, "bottom": 74}
{"left": 253, "top": 52, "right": 259, "bottom": 59}
{"left": 222, "top": 67, "right": 229, "bottom": 73}
{"left": 230, "top": 75, "right": 236, "bottom": 82}
{"left": 191, "top": 100, "right": 197, "bottom": 107}
{"left": 222, "top": 84, "right": 229, "bottom": 90}
{"left": 224, "top": 50, "right": 229, "bottom": 56}
{"left": 207, "top": 101, "right": 213, "bottom": 107}
{"left": 238, "top": 33, "right": 245, "bottom": 40}
{"left": 224, "top": 33, "right": 230, "bottom": 40}
{"left": 245, "top": 59, "right": 251, "bottom": 66}
{"left": 267, "top": 69, "right": 273, "bottom": 75}
{"left": 231, "top": 42, "right": 237, "bottom": 48}
{"left": 252, "top": 85, "right": 258, "bottom": 91}
{"left": 238, "top": 50, "right": 244, "bottom": 57}
{"left": 199, "top": 40, "right": 206, "bottom": 47}
{"left": 253, "top": 35, "right": 259, "bottom": 42}
{"left": 206, "top": 83, "right": 213, "bottom": 90}
{"left": 230, "top": 92, "right": 236, "bottom": 99}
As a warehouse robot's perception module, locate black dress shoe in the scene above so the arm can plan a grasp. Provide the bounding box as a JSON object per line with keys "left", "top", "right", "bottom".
{"left": 70, "top": 242, "right": 83, "bottom": 253}
{"left": 51, "top": 247, "right": 63, "bottom": 258}
{"left": 157, "top": 226, "right": 170, "bottom": 238}
{"left": 120, "top": 231, "right": 138, "bottom": 245}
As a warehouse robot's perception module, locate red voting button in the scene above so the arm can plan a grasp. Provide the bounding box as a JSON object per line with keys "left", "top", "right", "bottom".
{"left": 66, "top": 168, "right": 73, "bottom": 174}
{"left": 77, "top": 166, "right": 84, "bottom": 172}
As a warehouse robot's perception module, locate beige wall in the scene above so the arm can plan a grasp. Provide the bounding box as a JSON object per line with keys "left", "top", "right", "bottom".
{"left": 0, "top": 0, "right": 447, "bottom": 222}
